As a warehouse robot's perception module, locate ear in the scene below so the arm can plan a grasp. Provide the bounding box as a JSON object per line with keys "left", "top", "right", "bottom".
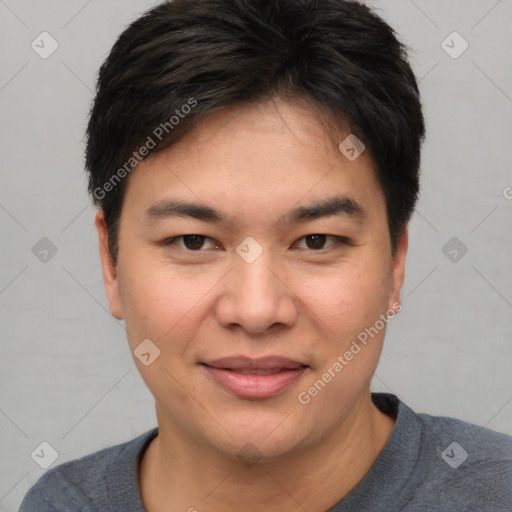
{"left": 388, "top": 224, "right": 408, "bottom": 312}
{"left": 95, "top": 209, "right": 123, "bottom": 319}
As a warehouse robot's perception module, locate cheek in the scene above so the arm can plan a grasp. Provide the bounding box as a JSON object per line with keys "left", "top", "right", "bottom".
{"left": 117, "top": 255, "right": 223, "bottom": 351}
{"left": 116, "top": 259, "right": 181, "bottom": 346}
{"left": 301, "top": 259, "right": 391, "bottom": 339}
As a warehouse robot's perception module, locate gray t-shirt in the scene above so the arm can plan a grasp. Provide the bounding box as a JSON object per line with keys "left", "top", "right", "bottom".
{"left": 18, "top": 393, "right": 512, "bottom": 511}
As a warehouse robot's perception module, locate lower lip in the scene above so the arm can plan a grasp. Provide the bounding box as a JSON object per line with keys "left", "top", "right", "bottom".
{"left": 201, "top": 364, "right": 308, "bottom": 399}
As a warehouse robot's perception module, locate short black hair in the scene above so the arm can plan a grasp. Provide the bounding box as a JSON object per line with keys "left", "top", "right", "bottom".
{"left": 85, "top": 0, "right": 426, "bottom": 264}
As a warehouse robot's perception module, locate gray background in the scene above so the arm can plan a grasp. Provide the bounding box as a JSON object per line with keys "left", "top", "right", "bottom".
{"left": 1, "top": 0, "right": 511, "bottom": 510}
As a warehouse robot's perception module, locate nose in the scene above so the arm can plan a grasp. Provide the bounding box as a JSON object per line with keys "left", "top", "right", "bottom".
{"left": 215, "top": 244, "right": 298, "bottom": 334}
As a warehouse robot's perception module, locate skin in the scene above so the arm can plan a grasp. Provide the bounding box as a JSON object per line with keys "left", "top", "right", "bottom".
{"left": 95, "top": 95, "right": 408, "bottom": 511}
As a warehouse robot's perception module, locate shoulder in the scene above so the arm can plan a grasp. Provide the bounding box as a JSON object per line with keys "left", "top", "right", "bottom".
{"left": 370, "top": 393, "right": 512, "bottom": 510}
{"left": 18, "top": 428, "right": 158, "bottom": 512}
{"left": 417, "top": 407, "right": 512, "bottom": 466}
{"left": 410, "top": 405, "right": 512, "bottom": 510}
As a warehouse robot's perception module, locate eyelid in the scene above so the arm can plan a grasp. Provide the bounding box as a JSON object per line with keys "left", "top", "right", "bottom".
{"left": 160, "top": 235, "right": 219, "bottom": 250}
{"left": 293, "top": 234, "right": 351, "bottom": 250}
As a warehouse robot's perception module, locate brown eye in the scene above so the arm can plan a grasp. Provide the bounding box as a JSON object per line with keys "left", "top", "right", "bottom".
{"left": 295, "top": 234, "right": 348, "bottom": 250}
{"left": 182, "top": 234, "right": 206, "bottom": 250}
{"left": 161, "top": 235, "right": 219, "bottom": 251}
{"left": 304, "top": 234, "right": 327, "bottom": 250}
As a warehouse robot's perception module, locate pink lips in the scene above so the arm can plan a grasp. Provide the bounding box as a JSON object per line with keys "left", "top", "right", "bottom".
{"left": 201, "top": 356, "right": 309, "bottom": 399}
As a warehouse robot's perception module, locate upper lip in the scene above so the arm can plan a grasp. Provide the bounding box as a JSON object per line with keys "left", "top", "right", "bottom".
{"left": 201, "top": 356, "right": 308, "bottom": 370}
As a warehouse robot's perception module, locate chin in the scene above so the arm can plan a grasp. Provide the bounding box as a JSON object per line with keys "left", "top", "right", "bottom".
{"left": 203, "top": 411, "right": 312, "bottom": 461}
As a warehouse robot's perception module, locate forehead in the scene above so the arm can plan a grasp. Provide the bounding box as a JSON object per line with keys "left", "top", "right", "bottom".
{"left": 171, "top": 96, "right": 348, "bottom": 157}
{"left": 121, "top": 96, "right": 385, "bottom": 225}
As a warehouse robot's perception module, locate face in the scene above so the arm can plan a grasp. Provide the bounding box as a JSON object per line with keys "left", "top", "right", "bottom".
{"left": 96, "top": 96, "right": 407, "bottom": 461}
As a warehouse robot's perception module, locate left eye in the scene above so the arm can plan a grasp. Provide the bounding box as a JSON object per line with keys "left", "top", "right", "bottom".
{"left": 294, "top": 234, "right": 347, "bottom": 250}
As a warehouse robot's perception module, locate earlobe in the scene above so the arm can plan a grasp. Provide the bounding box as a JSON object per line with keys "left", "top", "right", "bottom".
{"left": 388, "top": 225, "right": 408, "bottom": 311}
{"left": 94, "top": 210, "right": 123, "bottom": 319}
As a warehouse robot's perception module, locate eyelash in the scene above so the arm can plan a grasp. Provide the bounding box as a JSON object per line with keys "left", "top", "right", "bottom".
{"left": 159, "top": 234, "right": 352, "bottom": 252}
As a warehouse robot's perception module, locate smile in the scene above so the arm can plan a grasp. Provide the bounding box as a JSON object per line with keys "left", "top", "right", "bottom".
{"left": 200, "top": 356, "right": 309, "bottom": 399}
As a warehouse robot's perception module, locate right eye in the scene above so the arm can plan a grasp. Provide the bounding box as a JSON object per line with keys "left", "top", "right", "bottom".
{"left": 160, "top": 235, "right": 221, "bottom": 251}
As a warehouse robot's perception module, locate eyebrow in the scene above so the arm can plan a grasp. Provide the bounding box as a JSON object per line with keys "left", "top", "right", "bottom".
{"left": 144, "top": 195, "right": 366, "bottom": 226}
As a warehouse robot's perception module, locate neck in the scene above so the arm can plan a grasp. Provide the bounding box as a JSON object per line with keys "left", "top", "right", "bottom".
{"left": 139, "top": 390, "right": 396, "bottom": 512}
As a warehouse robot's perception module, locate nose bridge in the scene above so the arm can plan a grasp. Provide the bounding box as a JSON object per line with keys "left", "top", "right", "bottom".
{"left": 216, "top": 237, "right": 297, "bottom": 333}
{"left": 237, "top": 245, "right": 276, "bottom": 298}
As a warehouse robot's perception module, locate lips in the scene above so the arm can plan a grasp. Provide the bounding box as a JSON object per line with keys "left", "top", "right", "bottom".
{"left": 200, "top": 356, "right": 309, "bottom": 399}
{"left": 203, "top": 356, "right": 307, "bottom": 371}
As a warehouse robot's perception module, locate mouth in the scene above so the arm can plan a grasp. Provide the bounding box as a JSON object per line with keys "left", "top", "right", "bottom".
{"left": 200, "top": 356, "right": 310, "bottom": 399}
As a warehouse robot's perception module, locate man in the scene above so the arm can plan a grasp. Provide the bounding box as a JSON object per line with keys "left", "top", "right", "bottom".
{"left": 19, "top": 0, "right": 512, "bottom": 510}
